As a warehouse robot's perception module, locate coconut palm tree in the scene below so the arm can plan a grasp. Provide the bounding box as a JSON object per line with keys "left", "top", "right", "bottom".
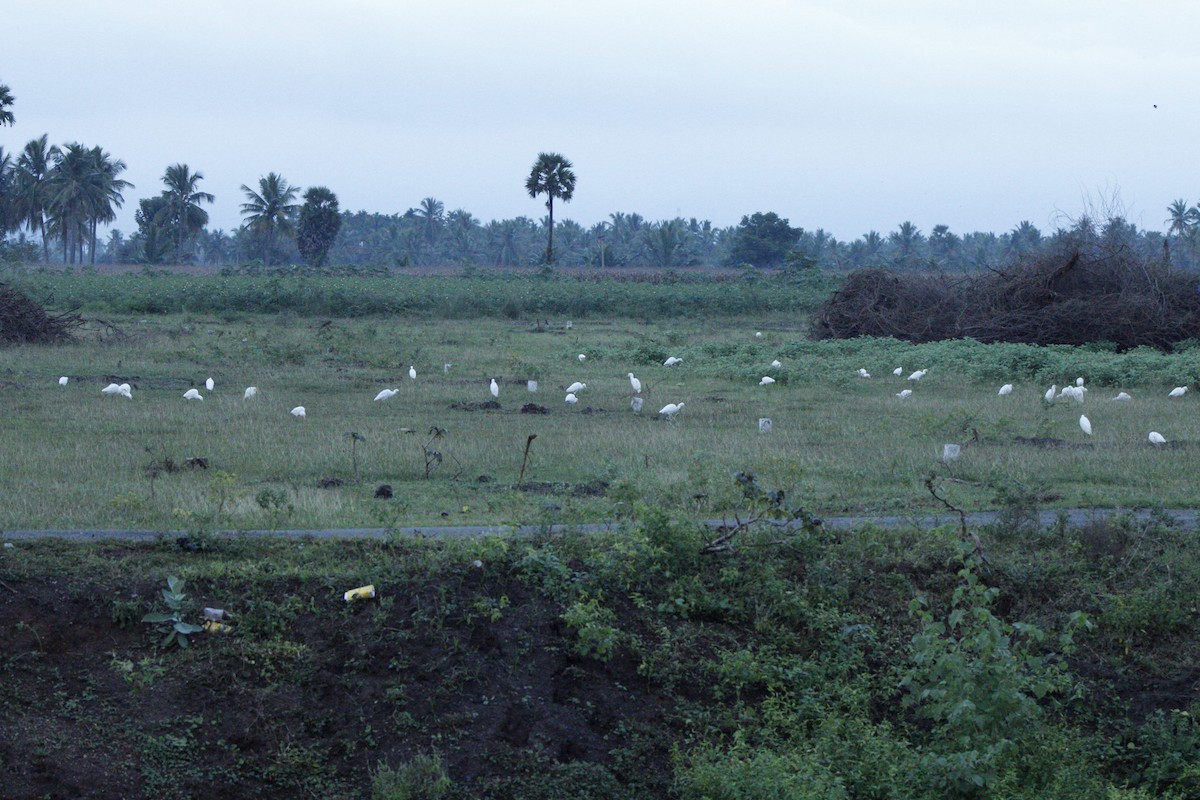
{"left": 15, "top": 135, "right": 59, "bottom": 262}
{"left": 0, "top": 84, "right": 14, "bottom": 127}
{"left": 1165, "top": 198, "right": 1197, "bottom": 238}
{"left": 83, "top": 146, "right": 131, "bottom": 264}
{"left": 239, "top": 172, "right": 299, "bottom": 266}
{"left": 525, "top": 152, "right": 576, "bottom": 264}
{"left": 159, "top": 164, "right": 214, "bottom": 262}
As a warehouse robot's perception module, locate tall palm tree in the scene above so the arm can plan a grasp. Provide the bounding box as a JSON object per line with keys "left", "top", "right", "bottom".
{"left": 15, "top": 135, "right": 60, "bottom": 262}
{"left": 0, "top": 84, "right": 14, "bottom": 127}
{"left": 239, "top": 172, "right": 299, "bottom": 266}
{"left": 525, "top": 152, "right": 576, "bottom": 264}
{"left": 47, "top": 143, "right": 92, "bottom": 263}
{"left": 159, "top": 164, "right": 214, "bottom": 262}
{"left": 0, "top": 147, "right": 14, "bottom": 233}
{"left": 83, "top": 146, "right": 131, "bottom": 264}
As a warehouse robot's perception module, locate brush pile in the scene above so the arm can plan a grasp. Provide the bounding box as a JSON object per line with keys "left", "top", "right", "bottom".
{"left": 0, "top": 282, "right": 82, "bottom": 344}
{"left": 811, "top": 240, "right": 1200, "bottom": 350}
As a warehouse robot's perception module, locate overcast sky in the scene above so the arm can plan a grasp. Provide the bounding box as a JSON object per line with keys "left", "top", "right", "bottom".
{"left": 4, "top": 1, "right": 1196, "bottom": 240}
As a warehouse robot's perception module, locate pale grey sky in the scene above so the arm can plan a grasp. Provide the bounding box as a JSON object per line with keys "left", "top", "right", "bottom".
{"left": 4, "top": 1, "right": 1197, "bottom": 240}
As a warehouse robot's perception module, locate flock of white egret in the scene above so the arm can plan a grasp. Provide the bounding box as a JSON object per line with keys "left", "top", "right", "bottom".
{"left": 69, "top": 329, "right": 1187, "bottom": 447}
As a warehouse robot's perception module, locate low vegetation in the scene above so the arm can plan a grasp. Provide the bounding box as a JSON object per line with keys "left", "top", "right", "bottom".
{"left": 1, "top": 488, "right": 1196, "bottom": 798}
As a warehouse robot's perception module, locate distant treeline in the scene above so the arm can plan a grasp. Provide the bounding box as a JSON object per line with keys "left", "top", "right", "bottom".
{"left": 8, "top": 203, "right": 1195, "bottom": 274}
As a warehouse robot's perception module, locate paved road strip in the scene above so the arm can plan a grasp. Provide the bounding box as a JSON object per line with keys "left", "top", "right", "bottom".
{"left": 1, "top": 508, "right": 1195, "bottom": 542}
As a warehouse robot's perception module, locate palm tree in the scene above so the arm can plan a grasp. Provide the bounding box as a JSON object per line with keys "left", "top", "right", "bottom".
{"left": 15, "top": 135, "right": 60, "bottom": 262}
{"left": 1165, "top": 199, "right": 1196, "bottom": 238}
{"left": 0, "top": 84, "right": 14, "bottom": 127}
{"left": 525, "top": 152, "right": 576, "bottom": 264}
{"left": 83, "top": 146, "right": 131, "bottom": 264}
{"left": 159, "top": 164, "right": 214, "bottom": 262}
{"left": 47, "top": 143, "right": 93, "bottom": 263}
{"left": 0, "top": 147, "right": 14, "bottom": 233}
{"left": 239, "top": 172, "right": 299, "bottom": 266}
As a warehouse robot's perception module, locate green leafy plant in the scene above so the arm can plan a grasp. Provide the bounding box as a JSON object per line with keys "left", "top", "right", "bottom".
{"left": 142, "top": 576, "right": 204, "bottom": 649}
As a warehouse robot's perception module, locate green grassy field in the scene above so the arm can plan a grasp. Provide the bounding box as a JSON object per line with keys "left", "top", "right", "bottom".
{"left": 4, "top": 309, "right": 1200, "bottom": 530}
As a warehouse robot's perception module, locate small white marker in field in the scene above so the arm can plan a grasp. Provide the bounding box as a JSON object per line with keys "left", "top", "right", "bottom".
{"left": 942, "top": 443, "right": 961, "bottom": 461}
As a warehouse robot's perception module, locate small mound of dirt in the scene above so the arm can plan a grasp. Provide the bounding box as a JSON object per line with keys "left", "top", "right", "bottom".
{"left": 374, "top": 484, "right": 393, "bottom": 499}
{"left": 520, "top": 403, "right": 549, "bottom": 414}
{"left": 451, "top": 400, "right": 502, "bottom": 411}
{"left": 318, "top": 476, "right": 345, "bottom": 488}
{"left": 1013, "top": 436, "right": 1092, "bottom": 450}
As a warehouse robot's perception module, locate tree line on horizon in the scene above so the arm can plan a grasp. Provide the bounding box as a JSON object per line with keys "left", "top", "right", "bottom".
{"left": 5, "top": 81, "right": 1200, "bottom": 273}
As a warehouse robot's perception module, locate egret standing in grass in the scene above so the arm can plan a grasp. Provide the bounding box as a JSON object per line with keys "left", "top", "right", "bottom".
{"left": 857, "top": 368, "right": 870, "bottom": 378}
{"left": 1169, "top": 386, "right": 1187, "bottom": 398}
{"left": 1149, "top": 431, "right": 1167, "bottom": 445}
{"left": 664, "top": 356, "right": 682, "bottom": 366}
{"left": 566, "top": 381, "right": 586, "bottom": 394}
{"left": 759, "top": 376, "right": 776, "bottom": 386}
{"left": 896, "top": 389, "right": 912, "bottom": 399}
{"left": 1044, "top": 385, "right": 1057, "bottom": 403}
{"left": 206, "top": 377, "right": 214, "bottom": 391}
{"left": 771, "top": 360, "right": 782, "bottom": 368}
{"left": 1113, "top": 392, "right": 1131, "bottom": 401}
{"left": 244, "top": 386, "right": 258, "bottom": 399}
{"left": 118, "top": 383, "right": 132, "bottom": 399}
{"left": 578, "top": 354, "right": 586, "bottom": 362}
{"left": 659, "top": 402, "right": 684, "bottom": 420}
{"left": 628, "top": 373, "right": 642, "bottom": 394}
{"left": 374, "top": 388, "right": 398, "bottom": 402}
{"left": 101, "top": 383, "right": 122, "bottom": 395}
{"left": 1080, "top": 415, "right": 1092, "bottom": 435}
{"left": 409, "top": 366, "right": 417, "bottom": 381}
{"left": 893, "top": 367, "right": 903, "bottom": 377}
{"left": 183, "top": 388, "right": 203, "bottom": 401}
{"left": 998, "top": 384, "right": 1013, "bottom": 396}
{"left": 565, "top": 393, "right": 578, "bottom": 404}
{"left": 291, "top": 406, "right": 306, "bottom": 417}
{"left": 490, "top": 379, "right": 499, "bottom": 398}
{"left": 58, "top": 376, "right": 68, "bottom": 386}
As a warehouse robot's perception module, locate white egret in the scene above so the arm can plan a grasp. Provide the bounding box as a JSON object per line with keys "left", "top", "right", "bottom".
{"left": 628, "top": 373, "right": 642, "bottom": 394}
{"left": 759, "top": 376, "right": 776, "bottom": 386}
{"left": 664, "top": 357, "right": 682, "bottom": 366}
{"left": 374, "top": 388, "right": 398, "bottom": 402}
{"left": 58, "top": 376, "right": 68, "bottom": 386}
{"left": 527, "top": 380, "right": 538, "bottom": 393}
{"left": 755, "top": 331, "right": 763, "bottom": 338}
{"left": 565, "top": 381, "right": 586, "bottom": 394}
{"left": 631, "top": 396, "right": 644, "bottom": 413}
{"left": 1112, "top": 392, "right": 1132, "bottom": 401}
{"left": 183, "top": 388, "right": 203, "bottom": 401}
{"left": 892, "top": 367, "right": 903, "bottom": 376}
{"left": 490, "top": 379, "right": 499, "bottom": 398}
{"left": 101, "top": 383, "right": 122, "bottom": 395}
{"left": 291, "top": 406, "right": 306, "bottom": 417}
{"left": 566, "top": 320, "right": 573, "bottom": 329}
{"left": 1149, "top": 431, "right": 1167, "bottom": 445}
{"left": 908, "top": 369, "right": 927, "bottom": 381}
{"left": 659, "top": 402, "right": 685, "bottom": 419}
{"left": 1076, "top": 377, "right": 1085, "bottom": 387}
{"left": 206, "top": 377, "right": 214, "bottom": 391}
{"left": 444, "top": 363, "right": 453, "bottom": 373}
{"left": 565, "top": 393, "right": 578, "bottom": 404}
{"left": 408, "top": 366, "right": 417, "bottom": 381}
{"left": 1169, "top": 386, "right": 1187, "bottom": 398}
{"left": 118, "top": 383, "right": 132, "bottom": 399}
{"left": 771, "top": 360, "right": 782, "bottom": 368}
{"left": 896, "top": 389, "right": 912, "bottom": 399}
{"left": 1044, "top": 385, "right": 1057, "bottom": 403}
{"left": 578, "top": 354, "right": 587, "bottom": 362}
{"left": 857, "top": 368, "right": 870, "bottom": 378}
{"left": 998, "top": 384, "right": 1013, "bottom": 396}
{"left": 244, "top": 386, "right": 258, "bottom": 399}
{"left": 1079, "top": 415, "right": 1092, "bottom": 435}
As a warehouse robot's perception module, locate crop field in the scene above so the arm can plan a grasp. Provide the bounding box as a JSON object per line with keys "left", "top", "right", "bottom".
{"left": 5, "top": 303, "right": 1200, "bottom": 531}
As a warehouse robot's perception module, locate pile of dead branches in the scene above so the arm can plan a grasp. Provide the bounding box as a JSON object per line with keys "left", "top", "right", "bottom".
{"left": 0, "top": 283, "right": 82, "bottom": 344}
{"left": 811, "top": 240, "right": 1200, "bottom": 350}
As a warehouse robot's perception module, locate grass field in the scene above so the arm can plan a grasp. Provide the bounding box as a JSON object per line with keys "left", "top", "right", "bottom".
{"left": 4, "top": 309, "right": 1200, "bottom": 530}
